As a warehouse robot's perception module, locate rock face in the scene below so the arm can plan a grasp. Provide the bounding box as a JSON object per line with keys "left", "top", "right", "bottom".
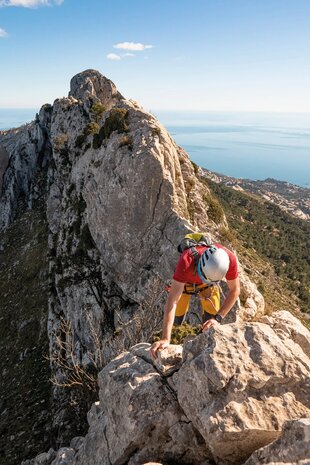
{"left": 0, "top": 105, "right": 52, "bottom": 229}
{"left": 244, "top": 418, "right": 310, "bottom": 465}
{"left": 25, "top": 311, "right": 310, "bottom": 465}
{"left": 177, "top": 310, "right": 310, "bottom": 464}
{"left": 0, "top": 69, "right": 264, "bottom": 453}
{"left": 0, "top": 145, "right": 9, "bottom": 194}
{"left": 69, "top": 69, "right": 122, "bottom": 107}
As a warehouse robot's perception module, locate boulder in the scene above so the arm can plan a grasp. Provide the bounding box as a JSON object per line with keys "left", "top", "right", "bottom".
{"left": 69, "top": 69, "right": 123, "bottom": 108}
{"left": 176, "top": 310, "right": 310, "bottom": 464}
{"left": 244, "top": 418, "right": 310, "bottom": 465}
{"left": 24, "top": 311, "right": 310, "bottom": 465}
{"left": 73, "top": 344, "right": 209, "bottom": 465}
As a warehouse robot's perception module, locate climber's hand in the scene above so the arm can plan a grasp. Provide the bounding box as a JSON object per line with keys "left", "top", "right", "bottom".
{"left": 202, "top": 318, "right": 219, "bottom": 332}
{"left": 150, "top": 339, "right": 169, "bottom": 359}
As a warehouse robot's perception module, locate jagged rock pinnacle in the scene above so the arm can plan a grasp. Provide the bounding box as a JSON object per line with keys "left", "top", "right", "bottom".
{"left": 68, "top": 69, "right": 123, "bottom": 105}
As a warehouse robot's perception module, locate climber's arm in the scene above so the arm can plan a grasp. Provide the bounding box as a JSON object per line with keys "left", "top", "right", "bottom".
{"left": 202, "top": 277, "right": 240, "bottom": 331}
{"left": 151, "top": 279, "right": 185, "bottom": 359}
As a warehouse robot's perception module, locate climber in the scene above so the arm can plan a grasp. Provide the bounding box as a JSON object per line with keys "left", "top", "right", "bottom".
{"left": 151, "top": 233, "right": 240, "bottom": 359}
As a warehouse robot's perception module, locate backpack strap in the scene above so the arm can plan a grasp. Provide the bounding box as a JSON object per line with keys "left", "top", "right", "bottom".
{"left": 189, "top": 245, "right": 200, "bottom": 273}
{"left": 177, "top": 233, "right": 213, "bottom": 276}
{"left": 177, "top": 233, "right": 212, "bottom": 253}
{"left": 177, "top": 237, "right": 198, "bottom": 253}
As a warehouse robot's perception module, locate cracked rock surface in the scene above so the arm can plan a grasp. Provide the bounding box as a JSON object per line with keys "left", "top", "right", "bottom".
{"left": 25, "top": 311, "right": 310, "bottom": 465}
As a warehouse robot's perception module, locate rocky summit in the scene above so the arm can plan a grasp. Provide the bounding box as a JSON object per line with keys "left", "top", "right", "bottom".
{"left": 0, "top": 70, "right": 309, "bottom": 465}
{"left": 23, "top": 311, "right": 310, "bottom": 465}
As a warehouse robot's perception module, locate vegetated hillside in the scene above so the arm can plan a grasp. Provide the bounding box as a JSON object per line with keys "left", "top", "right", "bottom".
{"left": 203, "top": 178, "right": 310, "bottom": 318}
{"left": 203, "top": 168, "right": 310, "bottom": 220}
{"left": 0, "top": 200, "right": 52, "bottom": 465}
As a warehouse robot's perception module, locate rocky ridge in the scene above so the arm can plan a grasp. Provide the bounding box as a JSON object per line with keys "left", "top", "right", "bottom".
{"left": 23, "top": 311, "right": 310, "bottom": 465}
{"left": 0, "top": 69, "right": 263, "bottom": 461}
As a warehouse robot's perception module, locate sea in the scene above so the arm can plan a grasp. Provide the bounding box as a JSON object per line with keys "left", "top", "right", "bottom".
{"left": 1, "top": 108, "right": 310, "bottom": 188}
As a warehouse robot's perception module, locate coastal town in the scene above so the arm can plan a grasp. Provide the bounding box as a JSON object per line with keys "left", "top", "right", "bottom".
{"left": 202, "top": 168, "right": 310, "bottom": 221}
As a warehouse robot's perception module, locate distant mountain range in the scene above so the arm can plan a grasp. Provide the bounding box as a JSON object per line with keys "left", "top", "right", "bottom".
{"left": 202, "top": 169, "right": 310, "bottom": 221}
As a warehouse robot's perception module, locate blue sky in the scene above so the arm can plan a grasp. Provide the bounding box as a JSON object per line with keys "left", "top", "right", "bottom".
{"left": 0, "top": 0, "right": 310, "bottom": 111}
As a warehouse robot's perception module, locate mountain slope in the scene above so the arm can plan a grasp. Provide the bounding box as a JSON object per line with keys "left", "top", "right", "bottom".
{"left": 203, "top": 176, "right": 310, "bottom": 319}
{"left": 0, "top": 201, "right": 52, "bottom": 465}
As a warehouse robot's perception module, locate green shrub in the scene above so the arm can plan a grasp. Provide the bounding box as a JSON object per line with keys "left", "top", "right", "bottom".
{"left": 152, "top": 127, "right": 161, "bottom": 137}
{"left": 104, "top": 108, "right": 129, "bottom": 138}
{"left": 219, "top": 226, "right": 235, "bottom": 244}
{"left": 75, "top": 122, "right": 100, "bottom": 148}
{"left": 191, "top": 161, "right": 199, "bottom": 175}
{"left": 93, "top": 108, "right": 129, "bottom": 149}
{"left": 203, "top": 193, "right": 224, "bottom": 223}
{"left": 91, "top": 102, "right": 106, "bottom": 121}
{"left": 53, "top": 133, "right": 68, "bottom": 152}
{"left": 151, "top": 322, "right": 201, "bottom": 345}
{"left": 119, "top": 134, "right": 133, "bottom": 150}
{"left": 85, "top": 122, "right": 100, "bottom": 136}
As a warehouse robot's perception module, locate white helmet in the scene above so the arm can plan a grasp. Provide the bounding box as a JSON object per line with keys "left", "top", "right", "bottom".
{"left": 197, "top": 246, "right": 230, "bottom": 283}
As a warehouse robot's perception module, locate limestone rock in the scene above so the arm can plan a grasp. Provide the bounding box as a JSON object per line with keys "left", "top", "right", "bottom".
{"left": 51, "top": 448, "right": 75, "bottom": 465}
{"left": 73, "top": 344, "right": 209, "bottom": 465}
{"left": 155, "top": 344, "right": 183, "bottom": 376}
{"left": 21, "top": 448, "right": 56, "bottom": 465}
{"left": 23, "top": 311, "right": 310, "bottom": 465}
{"left": 69, "top": 69, "right": 123, "bottom": 108}
{"left": 238, "top": 266, "right": 265, "bottom": 320}
{"left": 260, "top": 310, "right": 310, "bottom": 358}
{"left": 176, "top": 311, "right": 310, "bottom": 464}
{"left": 0, "top": 104, "right": 52, "bottom": 229}
{"left": 244, "top": 418, "right": 310, "bottom": 465}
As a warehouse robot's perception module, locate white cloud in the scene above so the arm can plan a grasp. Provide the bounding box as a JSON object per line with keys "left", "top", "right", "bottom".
{"left": 113, "top": 42, "right": 153, "bottom": 51}
{"left": 0, "top": 0, "right": 63, "bottom": 7}
{"left": 0, "top": 27, "right": 8, "bottom": 37}
{"left": 107, "top": 53, "right": 121, "bottom": 61}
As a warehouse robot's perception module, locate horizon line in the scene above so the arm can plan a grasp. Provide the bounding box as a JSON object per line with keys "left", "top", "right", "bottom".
{"left": 1, "top": 107, "right": 310, "bottom": 115}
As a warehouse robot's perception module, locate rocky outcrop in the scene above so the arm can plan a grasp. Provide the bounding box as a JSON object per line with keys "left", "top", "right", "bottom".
{"left": 0, "top": 105, "right": 52, "bottom": 229}
{"left": 245, "top": 418, "right": 310, "bottom": 465}
{"left": 177, "top": 310, "right": 310, "bottom": 464}
{"left": 0, "top": 69, "right": 265, "bottom": 453}
{"left": 24, "top": 311, "right": 310, "bottom": 465}
{"left": 69, "top": 69, "right": 123, "bottom": 108}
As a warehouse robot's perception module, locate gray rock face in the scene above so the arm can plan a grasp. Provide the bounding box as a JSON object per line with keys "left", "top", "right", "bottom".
{"left": 176, "top": 310, "right": 310, "bottom": 464}
{"left": 27, "top": 311, "right": 310, "bottom": 465}
{"left": 0, "top": 144, "right": 9, "bottom": 194}
{"left": 69, "top": 68, "right": 123, "bottom": 107}
{"left": 244, "top": 418, "right": 310, "bottom": 465}
{"left": 0, "top": 104, "right": 52, "bottom": 229}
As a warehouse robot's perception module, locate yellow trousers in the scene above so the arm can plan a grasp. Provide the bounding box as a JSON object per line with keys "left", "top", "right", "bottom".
{"left": 174, "top": 284, "right": 220, "bottom": 325}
